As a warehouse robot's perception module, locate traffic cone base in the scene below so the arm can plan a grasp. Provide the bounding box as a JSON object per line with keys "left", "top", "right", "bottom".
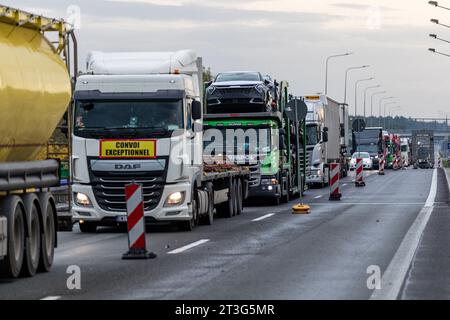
{"left": 123, "top": 249, "right": 157, "bottom": 260}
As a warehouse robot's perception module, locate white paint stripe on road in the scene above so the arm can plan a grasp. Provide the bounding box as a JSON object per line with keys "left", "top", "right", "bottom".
{"left": 252, "top": 213, "right": 275, "bottom": 222}
{"left": 342, "top": 184, "right": 348, "bottom": 186}
{"left": 314, "top": 195, "right": 322, "bottom": 199}
{"left": 370, "top": 169, "right": 437, "bottom": 300}
{"left": 40, "top": 296, "right": 61, "bottom": 300}
{"left": 309, "top": 202, "right": 424, "bottom": 206}
{"left": 168, "top": 239, "right": 210, "bottom": 254}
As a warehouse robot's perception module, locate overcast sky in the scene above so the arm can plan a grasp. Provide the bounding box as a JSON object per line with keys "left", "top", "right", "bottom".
{"left": 5, "top": 0, "right": 450, "bottom": 118}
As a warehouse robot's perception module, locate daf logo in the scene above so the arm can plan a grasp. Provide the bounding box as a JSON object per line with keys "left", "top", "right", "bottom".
{"left": 115, "top": 164, "right": 141, "bottom": 170}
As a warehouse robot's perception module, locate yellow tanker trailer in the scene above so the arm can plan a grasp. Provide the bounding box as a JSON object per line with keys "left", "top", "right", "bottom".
{"left": 0, "top": 5, "right": 77, "bottom": 278}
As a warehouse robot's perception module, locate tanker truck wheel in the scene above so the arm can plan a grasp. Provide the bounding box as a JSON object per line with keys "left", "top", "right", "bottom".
{"left": 0, "top": 196, "right": 25, "bottom": 278}
{"left": 37, "top": 193, "right": 56, "bottom": 273}
{"left": 21, "top": 194, "right": 41, "bottom": 277}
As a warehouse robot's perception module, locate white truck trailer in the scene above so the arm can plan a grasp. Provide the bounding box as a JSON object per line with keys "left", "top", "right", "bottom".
{"left": 71, "top": 50, "right": 250, "bottom": 232}
{"left": 303, "top": 95, "right": 348, "bottom": 187}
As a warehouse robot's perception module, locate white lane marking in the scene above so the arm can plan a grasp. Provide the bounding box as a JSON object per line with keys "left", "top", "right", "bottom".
{"left": 314, "top": 195, "right": 322, "bottom": 199}
{"left": 370, "top": 169, "right": 437, "bottom": 300}
{"left": 310, "top": 202, "right": 424, "bottom": 206}
{"left": 168, "top": 239, "right": 210, "bottom": 254}
{"left": 252, "top": 213, "right": 275, "bottom": 222}
{"left": 41, "top": 296, "right": 61, "bottom": 300}
{"left": 342, "top": 183, "right": 348, "bottom": 186}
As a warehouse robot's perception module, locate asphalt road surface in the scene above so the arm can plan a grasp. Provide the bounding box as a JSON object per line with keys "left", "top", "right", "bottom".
{"left": 0, "top": 167, "right": 447, "bottom": 300}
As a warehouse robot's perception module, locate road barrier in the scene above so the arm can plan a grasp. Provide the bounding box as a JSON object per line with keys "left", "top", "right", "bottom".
{"left": 122, "top": 183, "right": 156, "bottom": 260}
{"left": 379, "top": 156, "right": 385, "bottom": 175}
{"left": 355, "top": 158, "right": 365, "bottom": 187}
{"left": 329, "top": 163, "right": 342, "bottom": 201}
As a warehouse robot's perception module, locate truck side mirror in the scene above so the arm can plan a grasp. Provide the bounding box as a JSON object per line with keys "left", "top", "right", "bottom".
{"left": 322, "top": 131, "right": 329, "bottom": 143}
{"left": 192, "top": 101, "right": 202, "bottom": 120}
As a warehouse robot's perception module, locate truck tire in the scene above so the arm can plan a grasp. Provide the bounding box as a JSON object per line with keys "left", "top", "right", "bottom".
{"left": 179, "top": 190, "right": 199, "bottom": 231}
{"left": 236, "top": 179, "right": 243, "bottom": 215}
{"left": 200, "top": 190, "right": 214, "bottom": 226}
{"left": 21, "top": 194, "right": 41, "bottom": 277}
{"left": 79, "top": 221, "right": 98, "bottom": 233}
{"left": 37, "top": 193, "right": 56, "bottom": 273}
{"left": 217, "top": 180, "right": 234, "bottom": 218}
{"left": 232, "top": 179, "right": 238, "bottom": 217}
{"left": 0, "top": 196, "right": 25, "bottom": 278}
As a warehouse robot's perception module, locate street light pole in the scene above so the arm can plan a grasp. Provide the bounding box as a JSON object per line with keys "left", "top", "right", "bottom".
{"left": 325, "top": 52, "right": 353, "bottom": 95}
{"left": 383, "top": 101, "right": 397, "bottom": 128}
{"left": 370, "top": 91, "right": 386, "bottom": 118}
{"left": 429, "top": 1, "right": 450, "bottom": 11}
{"left": 363, "top": 85, "right": 380, "bottom": 120}
{"left": 344, "top": 65, "right": 370, "bottom": 106}
{"left": 431, "top": 18, "right": 450, "bottom": 28}
{"left": 389, "top": 106, "right": 402, "bottom": 130}
{"left": 429, "top": 48, "right": 450, "bottom": 57}
{"left": 429, "top": 33, "right": 450, "bottom": 44}
{"left": 379, "top": 97, "right": 395, "bottom": 127}
{"left": 354, "top": 78, "right": 373, "bottom": 117}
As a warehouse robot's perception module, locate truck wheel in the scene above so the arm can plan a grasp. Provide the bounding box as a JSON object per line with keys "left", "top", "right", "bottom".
{"left": 21, "top": 194, "right": 41, "bottom": 277}
{"left": 281, "top": 181, "right": 290, "bottom": 204}
{"left": 236, "top": 180, "right": 243, "bottom": 215}
{"left": 79, "top": 221, "right": 97, "bottom": 233}
{"left": 179, "top": 190, "right": 198, "bottom": 231}
{"left": 201, "top": 190, "right": 214, "bottom": 225}
{"left": 37, "top": 193, "right": 56, "bottom": 273}
{"left": 232, "top": 180, "right": 238, "bottom": 217}
{"left": 217, "top": 182, "right": 234, "bottom": 218}
{"left": 0, "top": 196, "right": 25, "bottom": 278}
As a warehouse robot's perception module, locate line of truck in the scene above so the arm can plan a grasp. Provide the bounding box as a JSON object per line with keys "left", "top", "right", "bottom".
{"left": 0, "top": 5, "right": 427, "bottom": 280}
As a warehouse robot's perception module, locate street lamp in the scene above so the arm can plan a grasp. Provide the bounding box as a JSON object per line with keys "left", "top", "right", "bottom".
{"left": 429, "top": 1, "right": 450, "bottom": 10}
{"left": 383, "top": 101, "right": 397, "bottom": 128}
{"left": 429, "top": 33, "right": 450, "bottom": 44}
{"left": 429, "top": 48, "right": 450, "bottom": 57}
{"left": 370, "top": 91, "right": 386, "bottom": 118}
{"left": 389, "top": 106, "right": 402, "bottom": 130}
{"left": 430, "top": 18, "right": 450, "bottom": 28}
{"left": 344, "top": 65, "right": 370, "bottom": 105}
{"left": 379, "top": 97, "right": 395, "bottom": 127}
{"left": 354, "top": 77, "right": 374, "bottom": 117}
{"left": 325, "top": 52, "right": 353, "bottom": 95}
{"left": 363, "top": 85, "right": 380, "bottom": 119}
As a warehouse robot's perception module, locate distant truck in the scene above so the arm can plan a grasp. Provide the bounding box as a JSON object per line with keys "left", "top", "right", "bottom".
{"left": 411, "top": 130, "right": 435, "bottom": 169}
{"left": 354, "top": 127, "right": 385, "bottom": 170}
{"left": 205, "top": 80, "right": 306, "bottom": 204}
{"left": 71, "top": 50, "right": 251, "bottom": 232}
{"left": 400, "top": 137, "right": 411, "bottom": 167}
{"left": 0, "top": 6, "right": 77, "bottom": 278}
{"left": 304, "top": 95, "right": 348, "bottom": 187}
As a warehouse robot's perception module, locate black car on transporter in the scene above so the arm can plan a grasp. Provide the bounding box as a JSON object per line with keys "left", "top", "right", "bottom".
{"left": 205, "top": 71, "right": 277, "bottom": 113}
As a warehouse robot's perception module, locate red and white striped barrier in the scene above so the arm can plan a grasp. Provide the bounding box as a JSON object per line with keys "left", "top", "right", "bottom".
{"left": 355, "top": 158, "right": 365, "bottom": 187}
{"left": 378, "top": 156, "right": 385, "bottom": 175}
{"left": 329, "top": 163, "right": 342, "bottom": 201}
{"left": 122, "top": 183, "right": 156, "bottom": 260}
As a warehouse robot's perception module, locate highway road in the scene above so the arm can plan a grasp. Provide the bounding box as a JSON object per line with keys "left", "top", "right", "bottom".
{"left": 0, "top": 167, "right": 447, "bottom": 300}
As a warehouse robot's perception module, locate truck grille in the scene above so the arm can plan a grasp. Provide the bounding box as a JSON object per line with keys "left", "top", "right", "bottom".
{"left": 300, "top": 148, "right": 312, "bottom": 176}
{"left": 91, "top": 173, "right": 165, "bottom": 212}
{"left": 247, "top": 164, "right": 261, "bottom": 188}
{"left": 215, "top": 87, "right": 257, "bottom": 97}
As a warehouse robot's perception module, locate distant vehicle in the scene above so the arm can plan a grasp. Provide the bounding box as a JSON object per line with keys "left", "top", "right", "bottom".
{"left": 205, "top": 71, "right": 275, "bottom": 113}
{"left": 304, "top": 95, "right": 349, "bottom": 187}
{"left": 349, "top": 152, "right": 373, "bottom": 170}
{"left": 400, "top": 137, "right": 411, "bottom": 167}
{"left": 411, "top": 130, "right": 434, "bottom": 169}
{"left": 353, "top": 127, "right": 384, "bottom": 169}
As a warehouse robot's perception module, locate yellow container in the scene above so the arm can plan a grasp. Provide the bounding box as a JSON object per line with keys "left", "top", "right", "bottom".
{"left": 0, "top": 21, "right": 71, "bottom": 162}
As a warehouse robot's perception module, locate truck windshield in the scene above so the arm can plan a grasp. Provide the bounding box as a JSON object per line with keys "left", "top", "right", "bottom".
{"left": 306, "top": 125, "right": 319, "bottom": 146}
{"left": 215, "top": 72, "right": 261, "bottom": 82}
{"left": 74, "top": 100, "right": 183, "bottom": 138}
{"left": 357, "top": 145, "right": 378, "bottom": 154}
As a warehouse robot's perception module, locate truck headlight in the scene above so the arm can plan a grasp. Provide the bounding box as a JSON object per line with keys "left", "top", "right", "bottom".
{"left": 165, "top": 191, "right": 186, "bottom": 207}
{"left": 75, "top": 193, "right": 92, "bottom": 207}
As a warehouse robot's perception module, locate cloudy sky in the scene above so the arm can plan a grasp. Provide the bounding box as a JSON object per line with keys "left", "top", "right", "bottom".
{"left": 4, "top": 0, "right": 450, "bottom": 118}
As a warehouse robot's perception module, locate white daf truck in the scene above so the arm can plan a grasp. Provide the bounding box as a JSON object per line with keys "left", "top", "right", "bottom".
{"left": 303, "top": 95, "right": 348, "bottom": 187}
{"left": 71, "top": 50, "right": 250, "bottom": 232}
